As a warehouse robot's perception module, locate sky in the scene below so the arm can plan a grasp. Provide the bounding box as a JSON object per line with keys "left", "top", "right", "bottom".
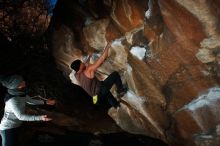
{"left": 44, "top": 0, "right": 58, "bottom": 16}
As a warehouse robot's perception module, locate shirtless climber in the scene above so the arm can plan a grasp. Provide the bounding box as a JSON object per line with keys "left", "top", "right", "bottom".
{"left": 70, "top": 42, "right": 127, "bottom": 109}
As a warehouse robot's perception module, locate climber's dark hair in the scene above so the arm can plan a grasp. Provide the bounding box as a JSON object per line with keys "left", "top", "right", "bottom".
{"left": 70, "top": 59, "right": 81, "bottom": 72}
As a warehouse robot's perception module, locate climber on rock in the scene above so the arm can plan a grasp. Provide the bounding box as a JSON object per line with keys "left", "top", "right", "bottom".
{"left": 70, "top": 41, "right": 127, "bottom": 109}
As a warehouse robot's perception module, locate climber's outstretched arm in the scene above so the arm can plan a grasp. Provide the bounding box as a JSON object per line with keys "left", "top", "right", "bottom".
{"left": 87, "top": 42, "right": 111, "bottom": 72}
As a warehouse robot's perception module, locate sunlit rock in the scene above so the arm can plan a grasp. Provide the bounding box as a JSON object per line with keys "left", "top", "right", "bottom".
{"left": 196, "top": 48, "right": 215, "bottom": 63}
{"left": 175, "top": 0, "right": 220, "bottom": 36}
{"left": 144, "top": 0, "right": 163, "bottom": 44}
{"left": 174, "top": 87, "right": 220, "bottom": 145}
{"left": 83, "top": 19, "right": 109, "bottom": 50}
{"left": 201, "top": 35, "right": 220, "bottom": 49}
{"left": 125, "top": 26, "right": 150, "bottom": 47}
{"left": 52, "top": 25, "right": 82, "bottom": 77}
{"left": 110, "top": 0, "right": 146, "bottom": 33}
{"left": 197, "top": 34, "right": 220, "bottom": 64}
{"left": 108, "top": 90, "right": 169, "bottom": 141}
{"left": 145, "top": 0, "right": 154, "bottom": 19}
{"left": 130, "top": 46, "right": 146, "bottom": 60}
{"left": 51, "top": 0, "right": 220, "bottom": 146}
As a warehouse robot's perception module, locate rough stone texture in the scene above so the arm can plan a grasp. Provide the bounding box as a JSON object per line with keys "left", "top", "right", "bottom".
{"left": 51, "top": 0, "right": 220, "bottom": 145}
{"left": 174, "top": 88, "right": 220, "bottom": 146}
{"left": 109, "top": 0, "right": 146, "bottom": 33}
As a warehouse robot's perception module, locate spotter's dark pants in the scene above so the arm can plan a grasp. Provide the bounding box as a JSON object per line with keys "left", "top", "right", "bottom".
{"left": 0, "top": 127, "right": 20, "bottom": 146}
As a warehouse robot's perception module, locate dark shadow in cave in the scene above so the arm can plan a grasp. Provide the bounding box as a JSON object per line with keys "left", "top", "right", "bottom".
{"left": 29, "top": 131, "right": 169, "bottom": 146}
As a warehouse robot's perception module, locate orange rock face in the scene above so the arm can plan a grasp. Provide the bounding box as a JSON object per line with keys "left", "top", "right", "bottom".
{"left": 51, "top": 0, "right": 220, "bottom": 145}
{"left": 110, "top": 0, "right": 146, "bottom": 33}
{"left": 157, "top": 0, "right": 220, "bottom": 145}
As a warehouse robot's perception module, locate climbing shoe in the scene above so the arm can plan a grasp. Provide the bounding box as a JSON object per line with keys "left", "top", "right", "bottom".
{"left": 93, "top": 95, "right": 98, "bottom": 104}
